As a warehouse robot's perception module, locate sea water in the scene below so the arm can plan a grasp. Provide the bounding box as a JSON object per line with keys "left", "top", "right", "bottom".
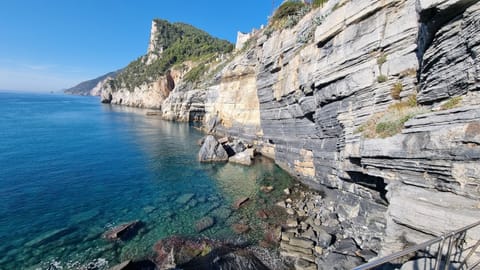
{"left": 0, "top": 92, "right": 294, "bottom": 269}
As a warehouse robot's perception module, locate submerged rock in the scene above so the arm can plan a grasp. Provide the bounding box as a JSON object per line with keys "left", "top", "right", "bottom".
{"left": 175, "top": 193, "right": 195, "bottom": 205}
{"left": 198, "top": 135, "right": 229, "bottom": 162}
{"left": 25, "top": 227, "right": 75, "bottom": 247}
{"left": 232, "top": 223, "right": 250, "bottom": 234}
{"left": 154, "top": 236, "right": 220, "bottom": 268}
{"left": 178, "top": 247, "right": 270, "bottom": 270}
{"left": 103, "top": 221, "right": 141, "bottom": 241}
{"left": 233, "top": 197, "right": 250, "bottom": 209}
{"left": 195, "top": 216, "right": 215, "bottom": 232}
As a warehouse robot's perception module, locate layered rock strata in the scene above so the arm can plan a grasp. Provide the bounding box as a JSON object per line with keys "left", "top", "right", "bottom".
{"left": 94, "top": 0, "right": 480, "bottom": 268}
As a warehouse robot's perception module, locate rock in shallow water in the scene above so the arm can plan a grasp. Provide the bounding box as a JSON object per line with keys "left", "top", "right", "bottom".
{"left": 232, "top": 223, "right": 250, "bottom": 234}
{"left": 229, "top": 150, "right": 253, "bottom": 166}
{"left": 25, "top": 227, "right": 76, "bottom": 247}
{"left": 198, "top": 135, "right": 229, "bottom": 162}
{"left": 178, "top": 248, "right": 270, "bottom": 270}
{"left": 195, "top": 216, "right": 215, "bottom": 232}
{"left": 175, "top": 193, "right": 195, "bottom": 204}
{"left": 102, "top": 221, "right": 141, "bottom": 241}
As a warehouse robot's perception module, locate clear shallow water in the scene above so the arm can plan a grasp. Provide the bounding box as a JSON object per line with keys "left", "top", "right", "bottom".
{"left": 0, "top": 92, "right": 294, "bottom": 269}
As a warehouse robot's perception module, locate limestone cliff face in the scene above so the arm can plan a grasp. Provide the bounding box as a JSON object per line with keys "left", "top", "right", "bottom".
{"left": 95, "top": 0, "right": 480, "bottom": 263}
{"left": 160, "top": 0, "right": 480, "bottom": 260}
{"left": 101, "top": 65, "right": 187, "bottom": 109}
{"left": 162, "top": 51, "right": 263, "bottom": 140}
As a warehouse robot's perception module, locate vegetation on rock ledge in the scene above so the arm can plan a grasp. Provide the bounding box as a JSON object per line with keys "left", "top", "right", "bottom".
{"left": 357, "top": 95, "right": 429, "bottom": 138}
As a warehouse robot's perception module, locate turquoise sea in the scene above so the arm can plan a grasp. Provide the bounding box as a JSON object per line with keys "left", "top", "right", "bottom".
{"left": 0, "top": 92, "right": 293, "bottom": 269}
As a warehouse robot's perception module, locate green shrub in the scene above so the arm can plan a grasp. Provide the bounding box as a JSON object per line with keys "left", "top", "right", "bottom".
{"left": 440, "top": 96, "right": 462, "bottom": 110}
{"left": 358, "top": 94, "right": 428, "bottom": 138}
{"left": 377, "top": 75, "right": 388, "bottom": 83}
{"left": 399, "top": 68, "right": 417, "bottom": 78}
{"left": 375, "top": 115, "right": 412, "bottom": 138}
{"left": 391, "top": 82, "right": 403, "bottom": 100}
{"left": 272, "top": 1, "right": 306, "bottom": 22}
{"left": 377, "top": 54, "right": 387, "bottom": 66}
{"left": 264, "top": 27, "right": 274, "bottom": 38}
{"left": 270, "top": 0, "right": 309, "bottom": 29}
{"left": 313, "top": 15, "right": 326, "bottom": 26}
{"left": 406, "top": 94, "right": 417, "bottom": 107}
{"left": 312, "top": 0, "right": 328, "bottom": 8}
{"left": 332, "top": 2, "right": 344, "bottom": 11}
{"left": 184, "top": 64, "right": 208, "bottom": 83}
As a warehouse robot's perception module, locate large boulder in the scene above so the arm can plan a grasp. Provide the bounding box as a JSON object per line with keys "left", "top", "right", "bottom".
{"left": 198, "top": 135, "right": 229, "bottom": 162}
{"left": 178, "top": 247, "right": 270, "bottom": 270}
{"left": 229, "top": 150, "right": 253, "bottom": 166}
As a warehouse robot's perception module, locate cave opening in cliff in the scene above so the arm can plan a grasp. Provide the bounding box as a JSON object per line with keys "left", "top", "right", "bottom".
{"left": 304, "top": 112, "right": 315, "bottom": 123}
{"left": 346, "top": 171, "right": 388, "bottom": 205}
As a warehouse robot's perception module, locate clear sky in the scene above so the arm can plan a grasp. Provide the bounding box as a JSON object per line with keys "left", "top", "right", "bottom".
{"left": 0, "top": 0, "right": 279, "bottom": 92}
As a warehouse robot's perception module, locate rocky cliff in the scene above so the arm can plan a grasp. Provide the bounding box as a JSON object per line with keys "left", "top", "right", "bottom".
{"left": 88, "top": 0, "right": 480, "bottom": 267}
{"left": 99, "top": 19, "right": 233, "bottom": 108}
{"left": 64, "top": 70, "right": 120, "bottom": 96}
{"left": 161, "top": 0, "right": 480, "bottom": 265}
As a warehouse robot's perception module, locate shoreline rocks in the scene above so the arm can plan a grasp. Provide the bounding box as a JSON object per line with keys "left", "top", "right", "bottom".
{"left": 198, "top": 135, "right": 228, "bottom": 162}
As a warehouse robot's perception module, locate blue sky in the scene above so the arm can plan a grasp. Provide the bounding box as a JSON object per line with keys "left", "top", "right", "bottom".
{"left": 0, "top": 0, "right": 279, "bottom": 92}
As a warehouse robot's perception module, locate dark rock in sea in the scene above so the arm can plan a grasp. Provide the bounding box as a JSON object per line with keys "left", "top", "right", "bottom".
{"left": 178, "top": 247, "right": 270, "bottom": 270}
{"left": 195, "top": 216, "right": 215, "bottom": 232}
{"left": 232, "top": 223, "right": 250, "bottom": 234}
{"left": 153, "top": 236, "right": 223, "bottom": 269}
{"left": 103, "top": 221, "right": 142, "bottom": 241}
{"left": 198, "top": 135, "right": 229, "bottom": 162}
{"left": 233, "top": 197, "right": 250, "bottom": 209}
{"left": 108, "top": 259, "right": 157, "bottom": 270}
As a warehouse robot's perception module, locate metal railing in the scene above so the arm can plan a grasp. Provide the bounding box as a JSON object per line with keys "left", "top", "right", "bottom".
{"left": 353, "top": 220, "right": 480, "bottom": 270}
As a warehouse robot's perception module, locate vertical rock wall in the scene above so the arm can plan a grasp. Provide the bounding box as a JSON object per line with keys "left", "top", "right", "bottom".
{"left": 211, "top": 0, "right": 480, "bottom": 258}
{"left": 105, "top": 0, "right": 480, "bottom": 261}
